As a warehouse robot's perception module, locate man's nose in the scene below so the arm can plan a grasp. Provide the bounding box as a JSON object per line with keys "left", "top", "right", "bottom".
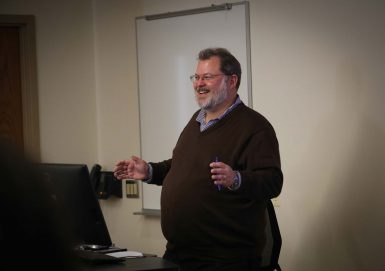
{"left": 195, "top": 77, "right": 206, "bottom": 87}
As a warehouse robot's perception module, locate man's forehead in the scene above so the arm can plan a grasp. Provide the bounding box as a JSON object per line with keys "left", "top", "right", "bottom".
{"left": 196, "top": 56, "right": 221, "bottom": 72}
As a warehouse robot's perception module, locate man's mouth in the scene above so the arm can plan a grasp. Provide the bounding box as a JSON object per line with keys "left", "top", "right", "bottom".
{"left": 196, "top": 87, "right": 209, "bottom": 94}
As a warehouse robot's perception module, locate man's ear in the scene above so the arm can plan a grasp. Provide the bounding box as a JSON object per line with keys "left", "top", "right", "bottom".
{"left": 229, "top": 74, "right": 238, "bottom": 90}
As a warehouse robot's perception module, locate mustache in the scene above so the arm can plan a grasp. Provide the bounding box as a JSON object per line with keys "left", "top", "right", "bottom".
{"left": 195, "top": 87, "right": 210, "bottom": 93}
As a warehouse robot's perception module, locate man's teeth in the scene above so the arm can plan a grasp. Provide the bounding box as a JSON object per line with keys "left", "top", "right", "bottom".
{"left": 198, "top": 89, "right": 209, "bottom": 94}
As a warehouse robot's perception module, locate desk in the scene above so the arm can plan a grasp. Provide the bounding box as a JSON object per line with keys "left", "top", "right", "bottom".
{"left": 80, "top": 256, "right": 179, "bottom": 271}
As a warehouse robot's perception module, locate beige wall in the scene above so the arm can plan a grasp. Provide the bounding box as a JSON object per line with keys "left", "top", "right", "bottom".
{"left": 1, "top": 0, "right": 384, "bottom": 270}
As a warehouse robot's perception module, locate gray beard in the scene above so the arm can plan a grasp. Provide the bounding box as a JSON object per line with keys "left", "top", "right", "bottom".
{"left": 196, "top": 80, "right": 229, "bottom": 111}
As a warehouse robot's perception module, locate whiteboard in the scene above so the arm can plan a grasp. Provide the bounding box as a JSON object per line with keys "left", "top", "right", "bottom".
{"left": 136, "top": 2, "right": 251, "bottom": 211}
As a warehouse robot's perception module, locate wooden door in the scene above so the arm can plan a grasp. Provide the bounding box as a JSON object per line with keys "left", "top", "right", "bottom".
{"left": 0, "top": 26, "right": 24, "bottom": 149}
{"left": 0, "top": 15, "right": 40, "bottom": 160}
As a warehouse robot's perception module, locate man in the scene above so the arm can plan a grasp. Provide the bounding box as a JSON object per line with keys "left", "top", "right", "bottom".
{"left": 114, "top": 48, "right": 283, "bottom": 270}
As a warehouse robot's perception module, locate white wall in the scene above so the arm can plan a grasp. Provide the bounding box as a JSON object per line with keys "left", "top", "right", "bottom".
{"left": 1, "top": 0, "right": 384, "bottom": 270}
{"left": 251, "top": 1, "right": 385, "bottom": 269}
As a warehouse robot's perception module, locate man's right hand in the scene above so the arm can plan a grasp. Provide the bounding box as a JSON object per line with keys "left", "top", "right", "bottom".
{"left": 114, "top": 155, "right": 149, "bottom": 180}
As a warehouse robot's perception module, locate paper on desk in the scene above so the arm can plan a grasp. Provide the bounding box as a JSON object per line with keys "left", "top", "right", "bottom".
{"left": 106, "top": 251, "right": 144, "bottom": 258}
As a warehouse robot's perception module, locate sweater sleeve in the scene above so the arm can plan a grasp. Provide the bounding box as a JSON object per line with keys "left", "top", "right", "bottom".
{"left": 237, "top": 127, "right": 283, "bottom": 200}
{"left": 147, "top": 159, "right": 172, "bottom": 186}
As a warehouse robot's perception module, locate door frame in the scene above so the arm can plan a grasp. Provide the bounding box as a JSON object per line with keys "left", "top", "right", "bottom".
{"left": 0, "top": 15, "right": 40, "bottom": 160}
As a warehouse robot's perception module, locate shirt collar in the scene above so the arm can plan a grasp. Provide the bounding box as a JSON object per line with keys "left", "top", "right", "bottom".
{"left": 196, "top": 95, "right": 242, "bottom": 124}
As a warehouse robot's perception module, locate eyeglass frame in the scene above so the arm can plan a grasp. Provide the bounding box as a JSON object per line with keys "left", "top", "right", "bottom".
{"left": 189, "top": 73, "right": 228, "bottom": 83}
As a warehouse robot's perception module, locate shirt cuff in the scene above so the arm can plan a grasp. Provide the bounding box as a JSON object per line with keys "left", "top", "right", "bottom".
{"left": 228, "top": 171, "right": 241, "bottom": 191}
{"left": 144, "top": 163, "right": 153, "bottom": 183}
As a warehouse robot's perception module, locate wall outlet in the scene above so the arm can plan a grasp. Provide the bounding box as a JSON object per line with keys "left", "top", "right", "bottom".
{"left": 126, "top": 180, "right": 139, "bottom": 198}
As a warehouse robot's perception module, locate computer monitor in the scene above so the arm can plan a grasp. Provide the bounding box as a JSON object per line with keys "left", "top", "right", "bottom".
{"left": 36, "top": 163, "right": 112, "bottom": 248}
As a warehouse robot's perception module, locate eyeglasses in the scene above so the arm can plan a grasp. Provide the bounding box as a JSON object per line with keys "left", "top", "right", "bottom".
{"left": 189, "top": 73, "right": 226, "bottom": 83}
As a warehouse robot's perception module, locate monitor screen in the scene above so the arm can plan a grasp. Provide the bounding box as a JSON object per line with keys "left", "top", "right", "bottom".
{"left": 36, "top": 163, "right": 112, "bottom": 247}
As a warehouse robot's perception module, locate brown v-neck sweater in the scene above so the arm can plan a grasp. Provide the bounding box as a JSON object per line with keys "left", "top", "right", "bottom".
{"left": 150, "top": 103, "right": 283, "bottom": 262}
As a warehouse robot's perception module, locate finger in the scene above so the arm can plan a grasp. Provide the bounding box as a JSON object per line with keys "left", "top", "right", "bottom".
{"left": 114, "top": 172, "right": 126, "bottom": 180}
{"left": 211, "top": 168, "right": 225, "bottom": 175}
{"left": 131, "top": 155, "right": 142, "bottom": 162}
{"left": 114, "top": 168, "right": 126, "bottom": 175}
{"left": 114, "top": 164, "right": 124, "bottom": 171}
{"left": 214, "top": 179, "right": 225, "bottom": 185}
{"left": 115, "top": 160, "right": 127, "bottom": 166}
{"left": 210, "top": 161, "right": 222, "bottom": 168}
{"left": 212, "top": 174, "right": 224, "bottom": 180}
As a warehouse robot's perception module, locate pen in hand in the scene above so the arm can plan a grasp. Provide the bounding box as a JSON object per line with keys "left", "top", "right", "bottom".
{"left": 215, "top": 156, "right": 222, "bottom": 191}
